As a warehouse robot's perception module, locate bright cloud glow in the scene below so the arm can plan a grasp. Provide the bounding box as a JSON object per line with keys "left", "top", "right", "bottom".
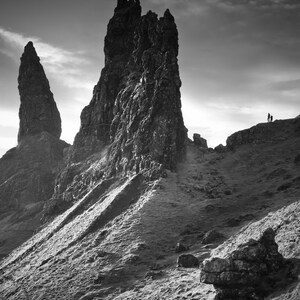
{"left": 0, "top": 27, "right": 93, "bottom": 90}
{"left": 0, "top": 109, "right": 18, "bottom": 128}
{"left": 0, "top": 137, "right": 17, "bottom": 156}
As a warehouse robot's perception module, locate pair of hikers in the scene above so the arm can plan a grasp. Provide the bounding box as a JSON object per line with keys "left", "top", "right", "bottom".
{"left": 267, "top": 113, "right": 273, "bottom": 123}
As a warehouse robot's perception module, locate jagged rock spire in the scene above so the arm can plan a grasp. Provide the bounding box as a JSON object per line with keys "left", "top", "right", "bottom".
{"left": 17, "top": 41, "right": 61, "bottom": 142}
{"left": 72, "top": 1, "right": 187, "bottom": 174}
{"left": 115, "top": 0, "right": 140, "bottom": 12}
{"left": 72, "top": 1, "right": 142, "bottom": 159}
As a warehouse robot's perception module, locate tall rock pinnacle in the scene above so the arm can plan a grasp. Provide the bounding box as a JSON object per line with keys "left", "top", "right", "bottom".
{"left": 73, "top": 0, "right": 142, "bottom": 158}
{"left": 17, "top": 41, "right": 61, "bottom": 142}
{"left": 0, "top": 43, "right": 69, "bottom": 257}
{"left": 73, "top": 1, "right": 187, "bottom": 174}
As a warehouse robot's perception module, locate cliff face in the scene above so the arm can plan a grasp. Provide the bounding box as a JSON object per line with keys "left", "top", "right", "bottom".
{"left": 0, "top": 42, "right": 68, "bottom": 258}
{"left": 18, "top": 41, "right": 62, "bottom": 142}
{"left": 108, "top": 8, "right": 186, "bottom": 176}
{"left": 45, "top": 0, "right": 187, "bottom": 218}
{"left": 72, "top": 0, "right": 186, "bottom": 174}
{"left": 72, "top": 1, "right": 141, "bottom": 160}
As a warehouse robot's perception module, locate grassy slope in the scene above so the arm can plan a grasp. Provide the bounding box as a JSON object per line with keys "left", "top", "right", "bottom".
{"left": 0, "top": 120, "right": 299, "bottom": 299}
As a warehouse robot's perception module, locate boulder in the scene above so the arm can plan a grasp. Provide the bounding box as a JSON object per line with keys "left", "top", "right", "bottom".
{"left": 177, "top": 254, "right": 199, "bottom": 268}
{"left": 175, "top": 242, "right": 189, "bottom": 253}
{"left": 202, "top": 230, "right": 224, "bottom": 245}
{"left": 200, "top": 228, "right": 296, "bottom": 299}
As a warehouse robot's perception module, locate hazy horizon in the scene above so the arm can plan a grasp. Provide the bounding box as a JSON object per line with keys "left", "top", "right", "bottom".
{"left": 1, "top": 0, "right": 300, "bottom": 156}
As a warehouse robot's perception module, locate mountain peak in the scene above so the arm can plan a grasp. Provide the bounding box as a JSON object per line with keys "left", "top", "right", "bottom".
{"left": 115, "top": 0, "right": 141, "bottom": 12}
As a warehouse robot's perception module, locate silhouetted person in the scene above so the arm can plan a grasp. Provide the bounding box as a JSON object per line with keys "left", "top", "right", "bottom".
{"left": 270, "top": 115, "right": 273, "bottom": 122}
{"left": 267, "top": 113, "right": 270, "bottom": 122}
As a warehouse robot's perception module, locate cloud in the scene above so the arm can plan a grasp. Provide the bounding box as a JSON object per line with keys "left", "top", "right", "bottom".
{"left": 146, "top": 0, "right": 209, "bottom": 17}
{"left": 0, "top": 109, "right": 18, "bottom": 128}
{"left": 271, "top": 79, "right": 300, "bottom": 92}
{"left": 221, "top": 0, "right": 297, "bottom": 7}
{"left": 0, "top": 111, "right": 18, "bottom": 156}
{"left": 0, "top": 137, "right": 17, "bottom": 157}
{"left": 0, "top": 27, "right": 94, "bottom": 90}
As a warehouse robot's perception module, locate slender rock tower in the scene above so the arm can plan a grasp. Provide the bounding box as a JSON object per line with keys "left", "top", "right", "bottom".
{"left": 17, "top": 41, "right": 61, "bottom": 142}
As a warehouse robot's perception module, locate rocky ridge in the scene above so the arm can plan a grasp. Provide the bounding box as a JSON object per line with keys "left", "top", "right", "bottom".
{"left": 226, "top": 118, "right": 300, "bottom": 150}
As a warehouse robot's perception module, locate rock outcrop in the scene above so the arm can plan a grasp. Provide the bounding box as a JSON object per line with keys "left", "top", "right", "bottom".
{"left": 0, "top": 42, "right": 68, "bottom": 258}
{"left": 226, "top": 118, "right": 300, "bottom": 150}
{"left": 72, "top": 0, "right": 187, "bottom": 175}
{"left": 18, "top": 41, "right": 61, "bottom": 142}
{"left": 193, "top": 133, "right": 208, "bottom": 148}
{"left": 214, "top": 144, "right": 227, "bottom": 153}
{"left": 200, "top": 228, "right": 296, "bottom": 299}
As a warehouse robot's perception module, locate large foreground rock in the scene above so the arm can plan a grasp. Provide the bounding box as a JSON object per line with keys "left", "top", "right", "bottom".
{"left": 200, "top": 228, "right": 296, "bottom": 299}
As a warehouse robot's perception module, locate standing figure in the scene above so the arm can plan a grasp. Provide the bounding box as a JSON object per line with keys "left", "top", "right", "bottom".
{"left": 267, "top": 113, "right": 270, "bottom": 122}
{"left": 270, "top": 115, "right": 273, "bottom": 122}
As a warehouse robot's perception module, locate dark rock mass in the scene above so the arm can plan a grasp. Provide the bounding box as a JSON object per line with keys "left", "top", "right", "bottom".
{"left": 0, "top": 42, "right": 68, "bottom": 258}
{"left": 18, "top": 41, "right": 61, "bottom": 142}
{"left": 200, "top": 228, "right": 296, "bottom": 299}
{"left": 44, "top": 0, "right": 187, "bottom": 221}
{"left": 214, "top": 144, "right": 227, "bottom": 153}
{"left": 72, "top": 0, "right": 187, "bottom": 174}
{"left": 202, "top": 230, "right": 224, "bottom": 245}
{"left": 177, "top": 254, "right": 199, "bottom": 268}
{"left": 193, "top": 133, "right": 208, "bottom": 148}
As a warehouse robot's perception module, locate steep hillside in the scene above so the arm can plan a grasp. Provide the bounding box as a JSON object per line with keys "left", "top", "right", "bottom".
{"left": 0, "top": 118, "right": 299, "bottom": 299}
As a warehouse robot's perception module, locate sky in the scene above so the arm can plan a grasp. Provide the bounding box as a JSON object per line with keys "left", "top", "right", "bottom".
{"left": 0, "top": 0, "right": 300, "bottom": 156}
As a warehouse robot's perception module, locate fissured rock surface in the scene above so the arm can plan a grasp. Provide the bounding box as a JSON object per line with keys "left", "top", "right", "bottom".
{"left": 200, "top": 228, "right": 296, "bottom": 299}
{"left": 72, "top": 0, "right": 187, "bottom": 175}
